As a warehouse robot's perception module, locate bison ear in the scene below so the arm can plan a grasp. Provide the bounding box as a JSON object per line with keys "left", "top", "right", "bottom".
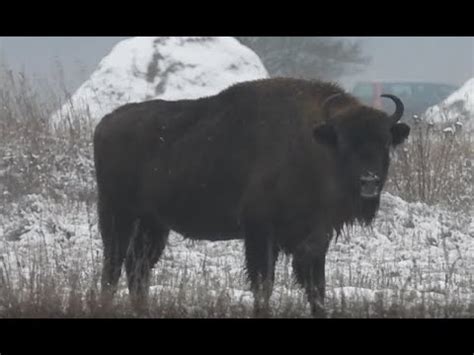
{"left": 313, "top": 123, "right": 338, "bottom": 147}
{"left": 391, "top": 123, "right": 410, "bottom": 146}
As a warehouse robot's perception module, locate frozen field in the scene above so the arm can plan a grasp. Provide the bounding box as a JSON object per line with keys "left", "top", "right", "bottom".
{"left": 1, "top": 192, "right": 472, "bottom": 318}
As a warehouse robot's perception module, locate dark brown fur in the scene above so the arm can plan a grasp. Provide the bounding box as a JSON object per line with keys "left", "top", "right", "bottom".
{"left": 93, "top": 77, "right": 410, "bottom": 316}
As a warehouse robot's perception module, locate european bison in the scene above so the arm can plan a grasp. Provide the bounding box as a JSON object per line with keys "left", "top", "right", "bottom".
{"left": 93, "top": 77, "right": 410, "bottom": 317}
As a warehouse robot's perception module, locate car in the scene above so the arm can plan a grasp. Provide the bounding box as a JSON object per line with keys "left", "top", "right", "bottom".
{"left": 351, "top": 81, "right": 459, "bottom": 121}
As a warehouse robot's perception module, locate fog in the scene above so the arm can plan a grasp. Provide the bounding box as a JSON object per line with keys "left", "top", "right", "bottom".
{"left": 345, "top": 37, "right": 474, "bottom": 88}
{"left": 0, "top": 36, "right": 472, "bottom": 92}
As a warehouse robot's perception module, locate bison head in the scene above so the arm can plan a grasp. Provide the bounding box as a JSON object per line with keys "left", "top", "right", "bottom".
{"left": 313, "top": 93, "right": 410, "bottom": 200}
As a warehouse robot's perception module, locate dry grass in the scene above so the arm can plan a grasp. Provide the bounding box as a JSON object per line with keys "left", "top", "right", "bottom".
{"left": 1, "top": 220, "right": 472, "bottom": 319}
{"left": 0, "top": 63, "right": 472, "bottom": 318}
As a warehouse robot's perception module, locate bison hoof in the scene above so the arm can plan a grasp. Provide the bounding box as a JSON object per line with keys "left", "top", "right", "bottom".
{"left": 311, "top": 301, "right": 327, "bottom": 318}
{"left": 312, "top": 309, "right": 327, "bottom": 318}
{"left": 253, "top": 305, "right": 272, "bottom": 318}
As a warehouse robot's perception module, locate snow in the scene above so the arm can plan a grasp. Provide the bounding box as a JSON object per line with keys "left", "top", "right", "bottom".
{"left": 51, "top": 37, "right": 268, "bottom": 127}
{"left": 1, "top": 192, "right": 472, "bottom": 316}
{"left": 2, "top": 37, "right": 472, "bottom": 316}
{"left": 424, "top": 78, "right": 474, "bottom": 131}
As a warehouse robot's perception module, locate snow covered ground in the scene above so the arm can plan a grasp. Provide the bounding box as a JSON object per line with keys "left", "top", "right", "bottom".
{"left": 424, "top": 78, "right": 474, "bottom": 131}
{"left": 51, "top": 37, "right": 268, "bottom": 127}
{"left": 1, "top": 37, "right": 472, "bottom": 317}
{"left": 1, "top": 192, "right": 472, "bottom": 317}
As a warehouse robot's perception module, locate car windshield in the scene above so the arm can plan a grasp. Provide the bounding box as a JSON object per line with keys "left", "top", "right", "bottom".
{"left": 384, "top": 83, "right": 413, "bottom": 100}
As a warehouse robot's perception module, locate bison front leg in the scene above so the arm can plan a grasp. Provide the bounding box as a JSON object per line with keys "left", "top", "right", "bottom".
{"left": 244, "top": 220, "right": 279, "bottom": 318}
{"left": 293, "top": 234, "right": 330, "bottom": 318}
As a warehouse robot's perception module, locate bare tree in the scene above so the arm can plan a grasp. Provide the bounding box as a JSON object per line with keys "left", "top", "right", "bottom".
{"left": 237, "top": 37, "right": 370, "bottom": 81}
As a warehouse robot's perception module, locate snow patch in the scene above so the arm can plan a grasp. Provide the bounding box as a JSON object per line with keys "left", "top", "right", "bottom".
{"left": 424, "top": 78, "right": 474, "bottom": 131}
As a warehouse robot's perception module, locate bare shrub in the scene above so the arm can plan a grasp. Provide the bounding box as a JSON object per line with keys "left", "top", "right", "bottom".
{"left": 387, "top": 115, "right": 473, "bottom": 212}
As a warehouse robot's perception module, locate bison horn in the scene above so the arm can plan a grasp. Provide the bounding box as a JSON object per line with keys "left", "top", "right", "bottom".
{"left": 322, "top": 93, "right": 343, "bottom": 121}
{"left": 381, "top": 94, "right": 404, "bottom": 123}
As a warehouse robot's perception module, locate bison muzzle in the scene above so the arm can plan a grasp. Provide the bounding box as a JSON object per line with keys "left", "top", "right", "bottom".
{"left": 93, "top": 78, "right": 410, "bottom": 317}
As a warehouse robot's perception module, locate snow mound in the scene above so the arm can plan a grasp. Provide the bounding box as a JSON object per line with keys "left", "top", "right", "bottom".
{"left": 423, "top": 78, "right": 474, "bottom": 131}
{"left": 51, "top": 37, "right": 268, "bottom": 127}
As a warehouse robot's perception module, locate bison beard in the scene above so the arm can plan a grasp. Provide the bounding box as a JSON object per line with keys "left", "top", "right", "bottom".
{"left": 93, "top": 78, "right": 410, "bottom": 317}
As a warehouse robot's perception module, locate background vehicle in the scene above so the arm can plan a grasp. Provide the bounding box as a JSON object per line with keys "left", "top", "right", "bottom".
{"left": 352, "top": 81, "right": 459, "bottom": 121}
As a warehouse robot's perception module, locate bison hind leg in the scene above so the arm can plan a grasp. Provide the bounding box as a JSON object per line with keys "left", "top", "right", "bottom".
{"left": 99, "top": 199, "right": 137, "bottom": 310}
{"left": 125, "top": 215, "right": 169, "bottom": 314}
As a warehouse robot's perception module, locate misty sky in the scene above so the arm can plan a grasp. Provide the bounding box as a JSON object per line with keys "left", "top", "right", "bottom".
{"left": 348, "top": 37, "right": 474, "bottom": 87}
{"left": 0, "top": 37, "right": 472, "bottom": 92}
